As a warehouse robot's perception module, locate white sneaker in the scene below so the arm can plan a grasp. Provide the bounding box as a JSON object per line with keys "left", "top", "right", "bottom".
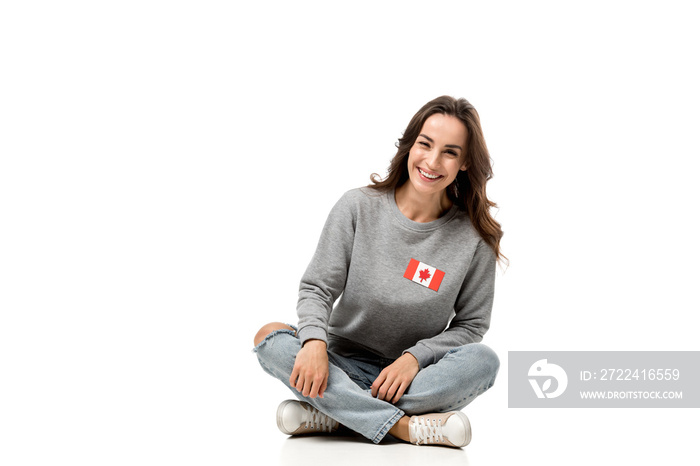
{"left": 276, "top": 400, "right": 340, "bottom": 435}
{"left": 408, "top": 411, "right": 472, "bottom": 447}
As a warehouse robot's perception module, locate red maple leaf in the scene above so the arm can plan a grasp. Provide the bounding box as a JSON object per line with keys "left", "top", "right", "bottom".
{"left": 418, "top": 268, "right": 431, "bottom": 283}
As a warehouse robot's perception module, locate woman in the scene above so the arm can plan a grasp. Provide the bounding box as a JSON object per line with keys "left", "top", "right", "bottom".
{"left": 253, "top": 96, "right": 504, "bottom": 448}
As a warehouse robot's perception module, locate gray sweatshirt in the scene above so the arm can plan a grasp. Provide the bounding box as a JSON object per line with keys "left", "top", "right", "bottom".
{"left": 296, "top": 187, "right": 496, "bottom": 369}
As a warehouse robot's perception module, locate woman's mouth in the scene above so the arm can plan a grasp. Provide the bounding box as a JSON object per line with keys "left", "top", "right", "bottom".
{"left": 418, "top": 167, "right": 443, "bottom": 181}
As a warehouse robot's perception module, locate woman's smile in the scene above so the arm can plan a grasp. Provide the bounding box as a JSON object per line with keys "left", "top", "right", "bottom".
{"left": 417, "top": 167, "right": 443, "bottom": 181}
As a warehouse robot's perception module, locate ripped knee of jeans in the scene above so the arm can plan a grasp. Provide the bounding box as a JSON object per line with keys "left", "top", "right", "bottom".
{"left": 252, "top": 325, "right": 297, "bottom": 353}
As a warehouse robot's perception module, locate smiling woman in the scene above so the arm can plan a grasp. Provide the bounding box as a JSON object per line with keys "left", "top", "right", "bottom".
{"left": 253, "top": 96, "right": 504, "bottom": 449}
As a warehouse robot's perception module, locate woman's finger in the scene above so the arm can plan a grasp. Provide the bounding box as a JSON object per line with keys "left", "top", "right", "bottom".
{"left": 371, "top": 372, "right": 387, "bottom": 398}
{"left": 295, "top": 372, "right": 306, "bottom": 393}
{"left": 289, "top": 367, "right": 299, "bottom": 388}
{"left": 308, "top": 375, "right": 323, "bottom": 398}
{"left": 385, "top": 379, "right": 401, "bottom": 403}
{"left": 376, "top": 372, "right": 397, "bottom": 401}
{"left": 391, "top": 382, "right": 408, "bottom": 404}
{"left": 318, "top": 375, "right": 328, "bottom": 398}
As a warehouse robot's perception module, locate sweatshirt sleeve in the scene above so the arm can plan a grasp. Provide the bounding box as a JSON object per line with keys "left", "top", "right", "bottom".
{"left": 403, "top": 240, "right": 496, "bottom": 368}
{"left": 296, "top": 192, "right": 356, "bottom": 347}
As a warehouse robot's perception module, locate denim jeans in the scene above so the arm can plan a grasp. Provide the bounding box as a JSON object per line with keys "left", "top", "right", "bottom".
{"left": 253, "top": 327, "right": 499, "bottom": 444}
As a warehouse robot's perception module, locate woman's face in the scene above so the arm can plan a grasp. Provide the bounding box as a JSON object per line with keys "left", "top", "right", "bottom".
{"left": 405, "top": 113, "right": 468, "bottom": 198}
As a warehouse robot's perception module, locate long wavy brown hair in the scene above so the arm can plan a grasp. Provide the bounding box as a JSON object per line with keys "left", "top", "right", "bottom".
{"left": 369, "top": 95, "right": 506, "bottom": 263}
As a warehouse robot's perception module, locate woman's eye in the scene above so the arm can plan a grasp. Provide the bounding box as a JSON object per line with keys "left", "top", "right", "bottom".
{"left": 418, "top": 141, "right": 430, "bottom": 147}
{"left": 446, "top": 150, "right": 458, "bottom": 156}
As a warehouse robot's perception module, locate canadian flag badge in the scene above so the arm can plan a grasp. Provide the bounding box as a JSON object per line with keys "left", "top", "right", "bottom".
{"left": 403, "top": 258, "right": 445, "bottom": 292}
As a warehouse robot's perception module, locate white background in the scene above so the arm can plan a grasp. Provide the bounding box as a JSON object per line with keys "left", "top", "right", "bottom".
{"left": 1, "top": 1, "right": 698, "bottom": 465}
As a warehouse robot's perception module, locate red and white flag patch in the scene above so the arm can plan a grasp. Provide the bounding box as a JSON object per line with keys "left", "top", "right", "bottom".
{"left": 403, "top": 258, "right": 445, "bottom": 292}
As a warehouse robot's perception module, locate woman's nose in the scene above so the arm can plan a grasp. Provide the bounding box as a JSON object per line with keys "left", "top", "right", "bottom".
{"left": 426, "top": 149, "right": 441, "bottom": 168}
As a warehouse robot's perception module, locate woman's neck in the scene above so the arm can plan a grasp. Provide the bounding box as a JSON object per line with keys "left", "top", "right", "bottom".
{"left": 394, "top": 183, "right": 452, "bottom": 223}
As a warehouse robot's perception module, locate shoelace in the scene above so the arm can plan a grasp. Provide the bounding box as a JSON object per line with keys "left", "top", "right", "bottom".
{"left": 409, "top": 416, "right": 445, "bottom": 445}
{"left": 301, "top": 405, "right": 338, "bottom": 432}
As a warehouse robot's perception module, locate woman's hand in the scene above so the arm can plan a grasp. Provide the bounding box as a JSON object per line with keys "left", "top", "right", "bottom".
{"left": 371, "top": 352, "right": 420, "bottom": 404}
{"left": 289, "top": 339, "right": 329, "bottom": 399}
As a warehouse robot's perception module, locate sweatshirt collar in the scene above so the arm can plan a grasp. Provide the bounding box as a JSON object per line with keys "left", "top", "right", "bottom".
{"left": 386, "top": 189, "right": 460, "bottom": 232}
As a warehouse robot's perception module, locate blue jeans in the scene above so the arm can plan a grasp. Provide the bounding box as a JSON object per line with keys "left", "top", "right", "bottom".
{"left": 253, "top": 327, "right": 499, "bottom": 444}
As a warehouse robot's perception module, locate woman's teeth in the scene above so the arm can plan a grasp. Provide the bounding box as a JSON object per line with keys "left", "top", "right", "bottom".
{"left": 419, "top": 168, "right": 441, "bottom": 179}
